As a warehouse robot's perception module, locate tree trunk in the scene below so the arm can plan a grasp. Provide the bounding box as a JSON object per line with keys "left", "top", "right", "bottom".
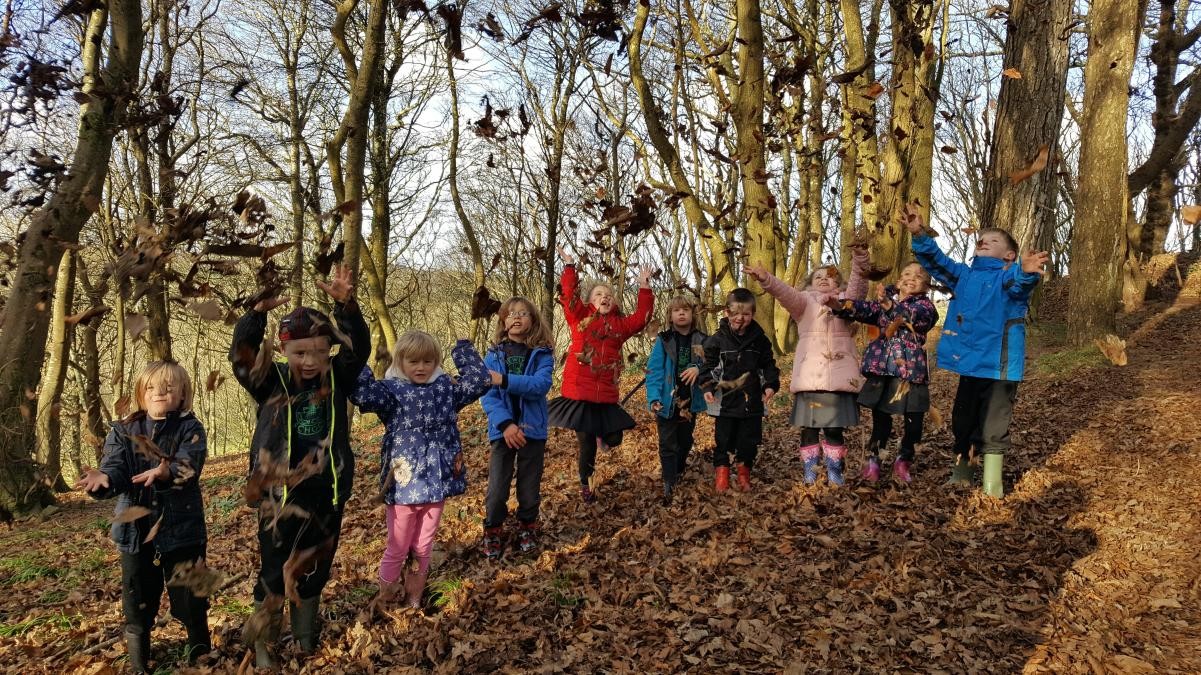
{"left": 1067, "top": 0, "right": 1141, "bottom": 345}
{"left": 978, "top": 0, "right": 1071, "bottom": 252}
{"left": 0, "top": 1, "right": 143, "bottom": 514}
{"left": 35, "top": 250, "right": 76, "bottom": 492}
{"left": 445, "top": 47, "right": 487, "bottom": 343}
{"left": 77, "top": 263, "right": 107, "bottom": 461}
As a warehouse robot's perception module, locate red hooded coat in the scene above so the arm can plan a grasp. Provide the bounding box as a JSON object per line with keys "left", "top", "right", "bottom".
{"left": 559, "top": 264, "right": 654, "bottom": 403}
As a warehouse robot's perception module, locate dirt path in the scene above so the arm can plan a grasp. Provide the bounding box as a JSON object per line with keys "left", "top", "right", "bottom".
{"left": 2, "top": 302, "right": 1200, "bottom": 674}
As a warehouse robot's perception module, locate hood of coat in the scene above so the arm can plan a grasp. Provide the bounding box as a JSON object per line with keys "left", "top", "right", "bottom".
{"left": 384, "top": 365, "right": 448, "bottom": 384}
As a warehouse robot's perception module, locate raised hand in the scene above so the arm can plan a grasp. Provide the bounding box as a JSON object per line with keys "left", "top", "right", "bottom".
{"left": 556, "top": 245, "right": 575, "bottom": 266}
{"left": 74, "top": 467, "right": 110, "bottom": 493}
{"left": 745, "top": 264, "right": 769, "bottom": 284}
{"left": 132, "top": 459, "right": 170, "bottom": 487}
{"left": 900, "top": 202, "right": 925, "bottom": 236}
{"left": 253, "top": 295, "right": 290, "bottom": 313}
{"left": 316, "top": 263, "right": 355, "bottom": 304}
{"left": 1021, "top": 250, "right": 1050, "bottom": 275}
{"left": 636, "top": 264, "right": 654, "bottom": 288}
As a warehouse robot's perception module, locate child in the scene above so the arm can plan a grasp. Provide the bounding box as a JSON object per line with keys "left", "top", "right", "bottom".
{"left": 76, "top": 361, "right": 210, "bottom": 673}
{"left": 832, "top": 263, "right": 939, "bottom": 483}
{"left": 748, "top": 248, "right": 868, "bottom": 487}
{"left": 350, "top": 331, "right": 490, "bottom": 604}
{"left": 228, "top": 264, "right": 370, "bottom": 668}
{"left": 479, "top": 298, "right": 555, "bottom": 559}
{"left": 646, "top": 296, "right": 708, "bottom": 505}
{"left": 903, "top": 204, "right": 1048, "bottom": 497}
{"left": 698, "top": 288, "right": 780, "bottom": 492}
{"left": 547, "top": 246, "right": 654, "bottom": 503}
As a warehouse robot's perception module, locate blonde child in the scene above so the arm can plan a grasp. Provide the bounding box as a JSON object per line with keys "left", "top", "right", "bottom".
{"left": 76, "top": 361, "right": 210, "bottom": 673}
{"left": 748, "top": 248, "right": 869, "bottom": 486}
{"left": 350, "top": 331, "right": 490, "bottom": 605}
{"left": 646, "top": 296, "right": 708, "bottom": 504}
{"left": 479, "top": 298, "right": 555, "bottom": 559}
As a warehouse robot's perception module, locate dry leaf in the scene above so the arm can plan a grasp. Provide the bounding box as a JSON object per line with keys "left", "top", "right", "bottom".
{"left": 143, "top": 514, "right": 164, "bottom": 543}
{"left": 1094, "top": 334, "right": 1127, "bottom": 366}
{"left": 1009, "top": 145, "right": 1050, "bottom": 185}
{"left": 1002, "top": 67, "right": 1022, "bottom": 79}
{"left": 1181, "top": 205, "right": 1201, "bottom": 225}
{"left": 113, "top": 505, "right": 152, "bottom": 524}
{"left": 206, "top": 370, "right": 225, "bottom": 393}
{"left": 187, "top": 299, "right": 224, "bottom": 321}
{"left": 125, "top": 313, "right": 149, "bottom": 341}
{"left": 865, "top": 82, "right": 885, "bottom": 99}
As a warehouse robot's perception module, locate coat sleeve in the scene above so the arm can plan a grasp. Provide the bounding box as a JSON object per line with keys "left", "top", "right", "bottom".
{"left": 505, "top": 350, "right": 554, "bottom": 400}
{"left": 613, "top": 287, "right": 654, "bottom": 338}
{"left": 759, "top": 335, "right": 781, "bottom": 394}
{"left": 907, "top": 297, "right": 939, "bottom": 335}
{"left": 760, "top": 272, "right": 810, "bottom": 320}
{"left": 228, "top": 310, "right": 280, "bottom": 403}
{"left": 836, "top": 299, "right": 885, "bottom": 327}
{"left": 349, "top": 366, "right": 397, "bottom": 419}
{"left": 330, "top": 299, "right": 372, "bottom": 393}
{"left": 560, "top": 265, "right": 590, "bottom": 326}
{"left": 645, "top": 337, "right": 667, "bottom": 408}
{"left": 842, "top": 247, "right": 870, "bottom": 301}
{"left": 90, "top": 428, "right": 132, "bottom": 499}
{"left": 451, "top": 340, "right": 491, "bottom": 410}
{"left": 166, "top": 419, "right": 207, "bottom": 487}
{"left": 911, "top": 235, "right": 968, "bottom": 288}
{"left": 698, "top": 335, "right": 721, "bottom": 393}
{"left": 1005, "top": 262, "right": 1043, "bottom": 300}
{"left": 479, "top": 350, "right": 512, "bottom": 430}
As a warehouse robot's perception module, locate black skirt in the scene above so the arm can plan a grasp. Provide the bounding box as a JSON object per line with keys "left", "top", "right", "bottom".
{"left": 857, "top": 375, "right": 930, "bottom": 414}
{"left": 547, "top": 397, "right": 636, "bottom": 436}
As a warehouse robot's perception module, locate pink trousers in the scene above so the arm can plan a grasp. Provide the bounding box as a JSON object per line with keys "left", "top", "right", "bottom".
{"left": 379, "top": 501, "right": 444, "bottom": 584}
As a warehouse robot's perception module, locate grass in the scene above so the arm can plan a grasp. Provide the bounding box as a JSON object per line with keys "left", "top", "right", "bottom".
{"left": 215, "top": 596, "right": 255, "bottom": 617}
{"left": 207, "top": 494, "right": 242, "bottom": 518}
{"left": 86, "top": 515, "right": 110, "bottom": 532}
{"left": 37, "top": 588, "right": 67, "bottom": 604}
{"left": 1025, "top": 320, "right": 1108, "bottom": 378}
{"left": 427, "top": 576, "right": 466, "bottom": 609}
{"left": 548, "top": 570, "right": 584, "bottom": 608}
{"left": 202, "top": 474, "right": 243, "bottom": 490}
{"left": 0, "top": 611, "right": 82, "bottom": 637}
{"left": 0, "top": 554, "right": 60, "bottom": 585}
{"left": 347, "top": 583, "right": 378, "bottom": 603}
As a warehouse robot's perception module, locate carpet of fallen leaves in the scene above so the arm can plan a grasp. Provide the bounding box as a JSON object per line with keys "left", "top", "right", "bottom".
{"left": 3, "top": 300, "right": 1201, "bottom": 674}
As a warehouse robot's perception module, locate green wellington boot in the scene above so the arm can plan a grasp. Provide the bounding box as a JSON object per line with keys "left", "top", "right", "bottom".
{"left": 981, "top": 454, "right": 1004, "bottom": 499}
{"left": 948, "top": 457, "right": 974, "bottom": 485}
{"left": 290, "top": 596, "right": 321, "bottom": 653}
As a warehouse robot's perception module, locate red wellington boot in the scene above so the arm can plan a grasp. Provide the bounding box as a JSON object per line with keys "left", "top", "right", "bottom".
{"left": 715, "top": 466, "right": 731, "bottom": 493}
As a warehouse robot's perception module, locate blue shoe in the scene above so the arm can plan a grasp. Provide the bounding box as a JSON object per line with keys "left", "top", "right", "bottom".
{"left": 800, "top": 444, "right": 821, "bottom": 485}
{"left": 824, "top": 443, "right": 847, "bottom": 487}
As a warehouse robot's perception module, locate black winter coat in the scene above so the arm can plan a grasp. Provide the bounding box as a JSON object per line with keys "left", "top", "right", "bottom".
{"left": 698, "top": 318, "right": 781, "bottom": 418}
{"left": 229, "top": 300, "right": 371, "bottom": 510}
{"left": 90, "top": 411, "right": 208, "bottom": 554}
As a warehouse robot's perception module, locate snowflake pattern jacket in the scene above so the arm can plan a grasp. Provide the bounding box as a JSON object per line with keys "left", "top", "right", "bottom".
{"left": 835, "top": 290, "right": 939, "bottom": 384}
{"left": 350, "top": 340, "right": 490, "bottom": 505}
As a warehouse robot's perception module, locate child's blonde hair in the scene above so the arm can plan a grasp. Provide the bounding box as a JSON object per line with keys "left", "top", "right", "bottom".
{"left": 132, "top": 360, "right": 193, "bottom": 415}
{"left": 494, "top": 297, "right": 554, "bottom": 348}
{"left": 664, "top": 296, "right": 698, "bottom": 331}
{"left": 385, "top": 331, "right": 442, "bottom": 379}
{"left": 583, "top": 280, "right": 619, "bottom": 311}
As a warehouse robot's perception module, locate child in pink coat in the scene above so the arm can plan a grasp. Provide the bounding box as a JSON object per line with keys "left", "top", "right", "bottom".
{"left": 748, "top": 248, "right": 869, "bottom": 486}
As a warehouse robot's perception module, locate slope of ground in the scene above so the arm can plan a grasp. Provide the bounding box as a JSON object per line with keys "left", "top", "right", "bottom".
{"left": 2, "top": 299, "right": 1199, "bottom": 674}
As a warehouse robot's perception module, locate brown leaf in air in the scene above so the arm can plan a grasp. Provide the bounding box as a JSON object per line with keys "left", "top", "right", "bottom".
{"left": 1180, "top": 205, "right": 1201, "bottom": 225}
{"left": 1002, "top": 67, "right": 1022, "bottom": 79}
{"left": 113, "top": 505, "right": 152, "bottom": 524}
{"left": 1095, "top": 334, "right": 1128, "bottom": 366}
{"left": 1009, "top": 145, "right": 1050, "bottom": 185}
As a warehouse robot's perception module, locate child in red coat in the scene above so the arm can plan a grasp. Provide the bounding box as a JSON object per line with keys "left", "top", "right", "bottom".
{"left": 548, "top": 246, "right": 654, "bottom": 503}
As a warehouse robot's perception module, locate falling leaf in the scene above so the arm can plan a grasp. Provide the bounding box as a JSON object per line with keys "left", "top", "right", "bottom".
{"left": 113, "top": 505, "right": 152, "bottom": 524}
{"left": 940, "top": 145, "right": 958, "bottom": 154}
{"left": 1094, "top": 334, "right": 1127, "bottom": 366}
{"left": 471, "top": 286, "right": 503, "bottom": 320}
{"left": 865, "top": 82, "right": 885, "bottom": 99}
{"left": 143, "top": 514, "right": 164, "bottom": 543}
{"left": 64, "top": 305, "right": 110, "bottom": 325}
{"left": 167, "top": 559, "right": 226, "bottom": 597}
{"left": 125, "top": 313, "right": 149, "bottom": 340}
{"left": 260, "top": 241, "right": 296, "bottom": 261}
{"left": 1181, "top": 205, "right": 1201, "bottom": 225}
{"left": 1008, "top": 145, "right": 1050, "bottom": 185}
{"left": 1001, "top": 67, "right": 1022, "bottom": 79}
{"left": 206, "top": 370, "right": 225, "bottom": 393}
{"left": 187, "top": 299, "right": 224, "bottom": 321}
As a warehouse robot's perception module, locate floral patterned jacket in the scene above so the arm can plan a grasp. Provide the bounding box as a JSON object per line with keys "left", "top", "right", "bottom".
{"left": 349, "top": 340, "right": 490, "bottom": 505}
{"left": 836, "top": 289, "right": 939, "bottom": 384}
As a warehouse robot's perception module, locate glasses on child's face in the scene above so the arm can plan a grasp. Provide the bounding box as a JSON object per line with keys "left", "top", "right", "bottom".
{"left": 508, "top": 311, "right": 531, "bottom": 319}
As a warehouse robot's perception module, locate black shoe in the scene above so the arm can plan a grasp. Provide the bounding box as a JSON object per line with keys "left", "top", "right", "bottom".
{"left": 516, "top": 523, "right": 539, "bottom": 554}
{"left": 662, "top": 481, "right": 675, "bottom": 506}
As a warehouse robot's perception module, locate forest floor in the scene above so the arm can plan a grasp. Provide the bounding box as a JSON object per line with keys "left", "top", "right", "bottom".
{"left": 2, "top": 293, "right": 1201, "bottom": 674}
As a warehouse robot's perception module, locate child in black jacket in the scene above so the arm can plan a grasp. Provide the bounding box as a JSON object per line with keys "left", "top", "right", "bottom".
{"left": 228, "top": 264, "right": 370, "bottom": 668}
{"left": 698, "top": 288, "right": 780, "bottom": 493}
{"left": 77, "top": 361, "right": 210, "bottom": 673}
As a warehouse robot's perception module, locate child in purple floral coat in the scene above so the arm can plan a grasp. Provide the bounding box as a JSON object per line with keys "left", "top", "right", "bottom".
{"left": 833, "top": 262, "right": 938, "bottom": 483}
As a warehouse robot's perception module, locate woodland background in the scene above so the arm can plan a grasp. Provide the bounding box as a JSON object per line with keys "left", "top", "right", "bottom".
{"left": 1, "top": 0, "right": 1201, "bottom": 671}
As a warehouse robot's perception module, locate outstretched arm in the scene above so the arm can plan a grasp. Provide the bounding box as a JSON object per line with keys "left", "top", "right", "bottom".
{"left": 748, "top": 265, "right": 809, "bottom": 320}
{"left": 451, "top": 340, "right": 491, "bottom": 409}
{"left": 349, "top": 366, "right": 397, "bottom": 418}
{"left": 842, "top": 247, "right": 870, "bottom": 301}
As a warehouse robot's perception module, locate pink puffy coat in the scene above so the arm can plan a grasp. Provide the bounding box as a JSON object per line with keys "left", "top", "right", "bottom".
{"left": 760, "top": 249, "right": 869, "bottom": 394}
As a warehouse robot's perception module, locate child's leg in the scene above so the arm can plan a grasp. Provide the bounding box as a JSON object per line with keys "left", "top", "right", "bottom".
{"left": 899, "top": 412, "right": 925, "bottom": 462}
{"left": 951, "top": 376, "right": 986, "bottom": 460}
{"left": 576, "top": 431, "right": 598, "bottom": 486}
{"left": 381, "top": 505, "right": 420, "bottom": 584}
{"left": 799, "top": 427, "right": 822, "bottom": 484}
{"left": 484, "top": 440, "right": 517, "bottom": 529}
{"left": 162, "top": 545, "right": 211, "bottom": 660}
{"left": 403, "top": 502, "right": 446, "bottom": 607}
{"left": 120, "top": 546, "right": 161, "bottom": 672}
{"left": 867, "top": 410, "right": 893, "bottom": 458}
{"left": 822, "top": 428, "right": 847, "bottom": 486}
{"left": 601, "top": 430, "right": 624, "bottom": 448}
{"left": 656, "top": 416, "right": 680, "bottom": 485}
{"left": 979, "top": 380, "right": 1018, "bottom": 455}
{"left": 712, "top": 417, "right": 735, "bottom": 468}
{"left": 677, "top": 416, "right": 697, "bottom": 475}
{"left": 514, "top": 439, "right": 547, "bottom": 524}
{"left": 734, "top": 417, "right": 763, "bottom": 469}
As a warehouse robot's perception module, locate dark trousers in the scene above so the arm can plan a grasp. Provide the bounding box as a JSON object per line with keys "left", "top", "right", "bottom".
{"left": 867, "top": 410, "right": 924, "bottom": 462}
{"left": 121, "top": 544, "right": 209, "bottom": 640}
{"left": 484, "top": 438, "right": 546, "bottom": 528}
{"left": 713, "top": 416, "right": 763, "bottom": 469}
{"left": 656, "top": 415, "right": 696, "bottom": 486}
{"left": 256, "top": 504, "right": 343, "bottom": 601}
{"left": 951, "top": 375, "right": 1018, "bottom": 459}
{"left": 799, "top": 427, "right": 845, "bottom": 446}
{"left": 576, "top": 430, "right": 624, "bottom": 486}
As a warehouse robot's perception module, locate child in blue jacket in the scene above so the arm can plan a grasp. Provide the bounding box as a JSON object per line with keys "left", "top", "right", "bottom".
{"left": 479, "top": 298, "right": 555, "bottom": 560}
{"left": 904, "top": 205, "right": 1048, "bottom": 497}
{"left": 350, "top": 331, "right": 490, "bottom": 607}
{"left": 646, "top": 296, "right": 709, "bottom": 505}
